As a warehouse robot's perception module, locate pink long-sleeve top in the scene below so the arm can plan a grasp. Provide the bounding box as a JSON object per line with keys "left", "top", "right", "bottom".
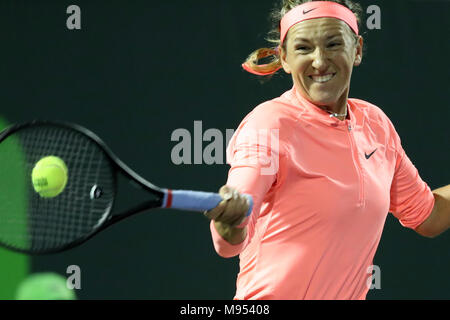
{"left": 209, "top": 86, "right": 435, "bottom": 300}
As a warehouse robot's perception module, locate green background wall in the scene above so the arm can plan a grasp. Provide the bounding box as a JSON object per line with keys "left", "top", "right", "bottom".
{"left": 0, "top": 0, "right": 448, "bottom": 299}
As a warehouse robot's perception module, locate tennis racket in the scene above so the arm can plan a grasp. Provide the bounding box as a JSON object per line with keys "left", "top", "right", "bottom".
{"left": 0, "top": 120, "right": 253, "bottom": 255}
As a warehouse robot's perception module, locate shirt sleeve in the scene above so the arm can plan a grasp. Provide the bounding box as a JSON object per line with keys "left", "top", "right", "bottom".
{"left": 388, "top": 125, "right": 435, "bottom": 230}
{"left": 210, "top": 104, "right": 283, "bottom": 258}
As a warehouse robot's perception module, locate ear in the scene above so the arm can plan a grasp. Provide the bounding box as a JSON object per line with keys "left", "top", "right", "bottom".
{"left": 354, "top": 36, "right": 364, "bottom": 66}
{"left": 279, "top": 45, "right": 292, "bottom": 74}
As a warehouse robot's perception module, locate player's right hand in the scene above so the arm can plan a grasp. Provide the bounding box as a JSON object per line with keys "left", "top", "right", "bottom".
{"left": 204, "top": 185, "right": 249, "bottom": 228}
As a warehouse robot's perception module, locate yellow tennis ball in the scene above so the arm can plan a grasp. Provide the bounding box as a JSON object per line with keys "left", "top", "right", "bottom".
{"left": 32, "top": 156, "right": 68, "bottom": 198}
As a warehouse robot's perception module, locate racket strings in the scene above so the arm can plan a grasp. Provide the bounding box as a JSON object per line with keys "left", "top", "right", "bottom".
{"left": 0, "top": 124, "right": 115, "bottom": 253}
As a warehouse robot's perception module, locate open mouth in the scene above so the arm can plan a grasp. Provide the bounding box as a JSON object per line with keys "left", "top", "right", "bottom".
{"left": 309, "top": 73, "right": 336, "bottom": 83}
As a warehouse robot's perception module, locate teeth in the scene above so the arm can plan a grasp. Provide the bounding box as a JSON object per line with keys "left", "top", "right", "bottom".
{"left": 311, "top": 74, "right": 335, "bottom": 83}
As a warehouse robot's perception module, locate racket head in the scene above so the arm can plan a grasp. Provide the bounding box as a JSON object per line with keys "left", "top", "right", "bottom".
{"left": 0, "top": 120, "right": 118, "bottom": 254}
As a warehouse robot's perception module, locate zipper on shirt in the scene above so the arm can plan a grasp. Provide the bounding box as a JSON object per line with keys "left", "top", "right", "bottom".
{"left": 346, "top": 124, "right": 365, "bottom": 207}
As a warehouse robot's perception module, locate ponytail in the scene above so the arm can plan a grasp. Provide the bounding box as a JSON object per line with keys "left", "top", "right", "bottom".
{"left": 241, "top": 47, "right": 283, "bottom": 76}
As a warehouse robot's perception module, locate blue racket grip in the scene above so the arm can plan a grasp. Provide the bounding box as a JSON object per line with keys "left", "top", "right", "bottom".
{"left": 162, "top": 189, "right": 253, "bottom": 217}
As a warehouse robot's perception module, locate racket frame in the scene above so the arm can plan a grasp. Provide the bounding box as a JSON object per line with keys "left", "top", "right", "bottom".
{"left": 0, "top": 120, "right": 167, "bottom": 254}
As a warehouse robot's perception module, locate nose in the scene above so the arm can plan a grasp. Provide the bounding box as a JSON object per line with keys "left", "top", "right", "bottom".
{"left": 311, "top": 48, "right": 329, "bottom": 72}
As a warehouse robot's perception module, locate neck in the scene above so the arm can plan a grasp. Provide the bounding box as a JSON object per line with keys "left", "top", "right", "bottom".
{"left": 294, "top": 83, "right": 350, "bottom": 113}
{"left": 293, "top": 85, "right": 350, "bottom": 121}
{"left": 318, "top": 92, "right": 348, "bottom": 114}
{"left": 317, "top": 90, "right": 349, "bottom": 120}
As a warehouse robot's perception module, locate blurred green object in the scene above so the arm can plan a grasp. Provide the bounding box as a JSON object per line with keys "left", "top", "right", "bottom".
{"left": 15, "top": 272, "right": 77, "bottom": 300}
{"left": 0, "top": 117, "right": 29, "bottom": 299}
{"left": 0, "top": 119, "right": 29, "bottom": 251}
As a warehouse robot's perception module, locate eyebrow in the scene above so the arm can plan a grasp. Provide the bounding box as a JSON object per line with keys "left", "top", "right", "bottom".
{"left": 293, "top": 34, "right": 343, "bottom": 43}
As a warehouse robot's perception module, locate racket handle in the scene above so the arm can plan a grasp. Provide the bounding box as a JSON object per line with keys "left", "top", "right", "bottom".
{"left": 162, "top": 189, "right": 253, "bottom": 217}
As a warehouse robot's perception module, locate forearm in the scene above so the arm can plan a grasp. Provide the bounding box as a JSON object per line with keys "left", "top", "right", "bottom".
{"left": 210, "top": 220, "right": 248, "bottom": 258}
{"left": 431, "top": 185, "right": 450, "bottom": 233}
{"left": 213, "top": 221, "right": 247, "bottom": 245}
{"left": 416, "top": 185, "right": 450, "bottom": 237}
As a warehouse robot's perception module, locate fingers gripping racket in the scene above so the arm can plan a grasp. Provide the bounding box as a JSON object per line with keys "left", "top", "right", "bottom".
{"left": 0, "top": 121, "right": 253, "bottom": 255}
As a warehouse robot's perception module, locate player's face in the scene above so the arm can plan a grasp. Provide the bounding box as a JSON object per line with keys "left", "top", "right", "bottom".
{"left": 280, "top": 18, "right": 363, "bottom": 111}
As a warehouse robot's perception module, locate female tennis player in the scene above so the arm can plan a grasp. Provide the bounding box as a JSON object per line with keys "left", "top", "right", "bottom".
{"left": 204, "top": 0, "right": 450, "bottom": 300}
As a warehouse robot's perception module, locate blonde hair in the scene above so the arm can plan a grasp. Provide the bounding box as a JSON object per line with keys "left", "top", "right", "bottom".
{"left": 242, "top": 0, "right": 364, "bottom": 79}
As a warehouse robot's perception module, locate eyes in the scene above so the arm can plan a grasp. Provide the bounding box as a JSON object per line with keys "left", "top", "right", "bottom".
{"left": 295, "top": 42, "right": 342, "bottom": 52}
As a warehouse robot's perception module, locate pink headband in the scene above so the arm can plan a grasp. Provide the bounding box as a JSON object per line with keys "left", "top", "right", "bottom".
{"left": 280, "top": 1, "right": 359, "bottom": 45}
